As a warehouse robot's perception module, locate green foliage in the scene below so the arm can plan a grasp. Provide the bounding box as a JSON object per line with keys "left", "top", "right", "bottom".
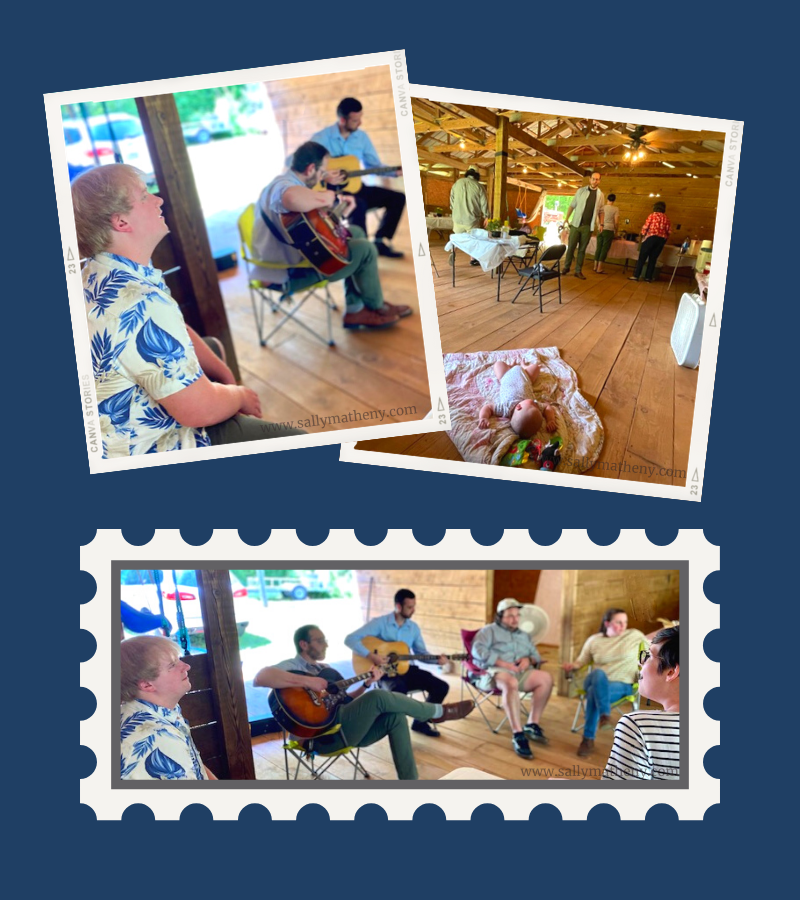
{"left": 545, "top": 195, "right": 572, "bottom": 215}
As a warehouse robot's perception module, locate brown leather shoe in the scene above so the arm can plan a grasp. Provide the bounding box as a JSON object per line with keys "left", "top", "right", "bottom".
{"left": 431, "top": 700, "right": 475, "bottom": 723}
{"left": 599, "top": 714, "right": 613, "bottom": 730}
{"left": 577, "top": 738, "right": 595, "bottom": 758}
{"left": 377, "top": 302, "right": 413, "bottom": 318}
{"left": 343, "top": 307, "right": 399, "bottom": 329}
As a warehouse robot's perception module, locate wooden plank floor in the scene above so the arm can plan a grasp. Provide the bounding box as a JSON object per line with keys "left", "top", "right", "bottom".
{"left": 251, "top": 671, "right": 631, "bottom": 781}
{"left": 356, "top": 238, "right": 699, "bottom": 485}
{"left": 217, "top": 214, "right": 431, "bottom": 434}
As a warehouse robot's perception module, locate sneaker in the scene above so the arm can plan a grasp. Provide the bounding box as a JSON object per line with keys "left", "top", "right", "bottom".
{"left": 523, "top": 722, "right": 549, "bottom": 744}
{"left": 469, "top": 259, "right": 481, "bottom": 266}
{"left": 375, "top": 241, "right": 404, "bottom": 258}
{"left": 343, "top": 308, "right": 399, "bottom": 329}
{"left": 577, "top": 738, "right": 595, "bottom": 758}
{"left": 378, "top": 302, "right": 413, "bottom": 318}
{"left": 431, "top": 700, "right": 474, "bottom": 723}
{"left": 599, "top": 714, "right": 613, "bottom": 731}
{"left": 628, "top": 276, "right": 640, "bottom": 281}
{"left": 562, "top": 269, "right": 570, "bottom": 276}
{"left": 411, "top": 720, "right": 441, "bottom": 738}
{"left": 512, "top": 733, "right": 534, "bottom": 759}
{"left": 575, "top": 272, "right": 586, "bottom": 280}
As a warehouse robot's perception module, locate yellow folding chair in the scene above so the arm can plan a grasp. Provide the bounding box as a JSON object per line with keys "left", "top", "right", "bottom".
{"left": 281, "top": 725, "right": 371, "bottom": 780}
{"left": 238, "top": 203, "right": 338, "bottom": 349}
{"left": 568, "top": 641, "right": 645, "bottom": 733}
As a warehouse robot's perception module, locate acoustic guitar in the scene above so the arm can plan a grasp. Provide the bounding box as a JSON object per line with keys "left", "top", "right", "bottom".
{"left": 280, "top": 198, "right": 352, "bottom": 276}
{"left": 268, "top": 665, "right": 387, "bottom": 738}
{"left": 316, "top": 155, "right": 401, "bottom": 194}
{"left": 352, "top": 637, "right": 468, "bottom": 677}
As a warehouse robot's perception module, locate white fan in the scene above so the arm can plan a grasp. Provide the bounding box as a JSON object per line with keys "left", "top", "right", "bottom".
{"left": 518, "top": 604, "right": 550, "bottom": 642}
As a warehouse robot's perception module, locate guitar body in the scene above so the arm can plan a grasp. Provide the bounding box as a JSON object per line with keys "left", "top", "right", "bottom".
{"left": 268, "top": 667, "right": 351, "bottom": 738}
{"left": 355, "top": 638, "right": 413, "bottom": 676}
{"left": 353, "top": 637, "right": 468, "bottom": 676}
{"left": 280, "top": 208, "right": 351, "bottom": 276}
{"left": 314, "top": 155, "right": 400, "bottom": 194}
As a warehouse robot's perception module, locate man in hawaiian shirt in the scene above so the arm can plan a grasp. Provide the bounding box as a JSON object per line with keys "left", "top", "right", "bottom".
{"left": 72, "top": 164, "right": 306, "bottom": 458}
{"left": 120, "top": 635, "right": 217, "bottom": 780}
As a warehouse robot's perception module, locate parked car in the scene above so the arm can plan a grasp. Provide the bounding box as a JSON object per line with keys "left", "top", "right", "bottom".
{"left": 181, "top": 114, "right": 233, "bottom": 144}
{"left": 63, "top": 113, "right": 154, "bottom": 180}
{"left": 121, "top": 569, "right": 260, "bottom": 637}
{"left": 247, "top": 572, "right": 330, "bottom": 599}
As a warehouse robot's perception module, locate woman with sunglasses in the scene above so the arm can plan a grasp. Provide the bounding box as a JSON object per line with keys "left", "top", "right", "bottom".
{"left": 562, "top": 608, "right": 648, "bottom": 758}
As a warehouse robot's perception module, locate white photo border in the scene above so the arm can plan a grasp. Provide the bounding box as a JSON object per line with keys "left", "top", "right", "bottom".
{"left": 340, "top": 86, "right": 743, "bottom": 502}
{"left": 81, "top": 528, "right": 719, "bottom": 819}
{"left": 45, "top": 51, "right": 450, "bottom": 474}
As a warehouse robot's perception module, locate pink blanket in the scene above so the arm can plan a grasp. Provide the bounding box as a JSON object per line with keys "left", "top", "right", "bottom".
{"left": 444, "top": 347, "right": 604, "bottom": 473}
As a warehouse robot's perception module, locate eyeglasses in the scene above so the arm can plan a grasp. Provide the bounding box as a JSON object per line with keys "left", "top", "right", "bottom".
{"left": 639, "top": 649, "right": 653, "bottom": 665}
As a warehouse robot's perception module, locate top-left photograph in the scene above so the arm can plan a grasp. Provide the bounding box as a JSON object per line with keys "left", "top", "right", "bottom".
{"left": 46, "top": 51, "right": 448, "bottom": 473}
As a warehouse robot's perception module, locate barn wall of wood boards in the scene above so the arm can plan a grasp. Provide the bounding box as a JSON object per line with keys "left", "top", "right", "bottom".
{"left": 563, "top": 569, "right": 680, "bottom": 662}
{"left": 355, "top": 570, "right": 489, "bottom": 655}
{"left": 266, "top": 66, "right": 401, "bottom": 170}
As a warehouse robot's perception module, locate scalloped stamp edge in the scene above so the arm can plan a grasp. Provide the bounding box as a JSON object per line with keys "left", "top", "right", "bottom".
{"left": 81, "top": 529, "right": 718, "bottom": 819}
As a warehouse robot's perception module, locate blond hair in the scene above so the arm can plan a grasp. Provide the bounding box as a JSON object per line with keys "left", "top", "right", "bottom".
{"left": 120, "top": 635, "right": 177, "bottom": 703}
{"left": 71, "top": 163, "right": 143, "bottom": 259}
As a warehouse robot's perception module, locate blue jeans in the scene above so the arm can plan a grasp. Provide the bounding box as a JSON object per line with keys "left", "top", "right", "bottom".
{"left": 582, "top": 669, "right": 634, "bottom": 738}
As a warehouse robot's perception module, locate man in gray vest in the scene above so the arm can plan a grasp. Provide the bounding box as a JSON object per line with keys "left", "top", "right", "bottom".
{"left": 563, "top": 172, "right": 605, "bottom": 280}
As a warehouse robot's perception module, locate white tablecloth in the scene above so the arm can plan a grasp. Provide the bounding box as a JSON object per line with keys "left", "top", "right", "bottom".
{"left": 585, "top": 236, "right": 697, "bottom": 268}
{"left": 445, "top": 231, "right": 524, "bottom": 272}
{"left": 426, "top": 215, "right": 453, "bottom": 233}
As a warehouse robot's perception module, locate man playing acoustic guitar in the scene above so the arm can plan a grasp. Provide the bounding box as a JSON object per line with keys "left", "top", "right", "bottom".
{"left": 311, "top": 98, "right": 406, "bottom": 259}
{"left": 345, "top": 589, "right": 450, "bottom": 739}
{"left": 253, "top": 141, "right": 411, "bottom": 330}
{"left": 255, "top": 624, "right": 473, "bottom": 780}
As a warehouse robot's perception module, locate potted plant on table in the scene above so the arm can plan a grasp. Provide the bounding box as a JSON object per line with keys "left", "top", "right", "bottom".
{"left": 487, "top": 218, "right": 502, "bottom": 237}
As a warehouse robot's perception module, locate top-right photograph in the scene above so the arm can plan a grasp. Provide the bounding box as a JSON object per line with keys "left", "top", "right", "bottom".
{"left": 351, "top": 95, "right": 737, "bottom": 500}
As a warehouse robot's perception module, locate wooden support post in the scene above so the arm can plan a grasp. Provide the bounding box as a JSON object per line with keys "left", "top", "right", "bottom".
{"left": 559, "top": 571, "right": 577, "bottom": 697}
{"left": 136, "top": 96, "right": 240, "bottom": 381}
{"left": 494, "top": 117, "right": 509, "bottom": 222}
{"left": 196, "top": 570, "right": 256, "bottom": 780}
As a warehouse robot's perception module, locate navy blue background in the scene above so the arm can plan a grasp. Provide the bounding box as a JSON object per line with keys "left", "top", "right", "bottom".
{"left": 12, "top": 0, "right": 768, "bottom": 883}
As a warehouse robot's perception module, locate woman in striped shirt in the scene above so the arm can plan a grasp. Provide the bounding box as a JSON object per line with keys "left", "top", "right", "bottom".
{"left": 603, "top": 626, "right": 680, "bottom": 780}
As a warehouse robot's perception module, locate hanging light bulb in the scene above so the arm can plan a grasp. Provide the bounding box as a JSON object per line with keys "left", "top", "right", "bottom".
{"left": 459, "top": 140, "right": 465, "bottom": 149}
{"left": 523, "top": 167, "right": 528, "bottom": 173}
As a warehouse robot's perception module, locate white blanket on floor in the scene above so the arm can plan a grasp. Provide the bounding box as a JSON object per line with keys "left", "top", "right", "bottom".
{"left": 444, "top": 347, "right": 604, "bottom": 473}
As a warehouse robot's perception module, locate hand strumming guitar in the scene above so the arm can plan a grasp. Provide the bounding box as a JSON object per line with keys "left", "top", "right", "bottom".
{"left": 321, "top": 167, "right": 347, "bottom": 187}
{"left": 305, "top": 675, "right": 330, "bottom": 693}
{"left": 368, "top": 651, "right": 389, "bottom": 668}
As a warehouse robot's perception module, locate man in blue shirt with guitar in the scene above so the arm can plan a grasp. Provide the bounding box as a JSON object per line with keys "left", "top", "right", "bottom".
{"left": 311, "top": 97, "right": 406, "bottom": 259}
{"left": 345, "top": 589, "right": 459, "bottom": 739}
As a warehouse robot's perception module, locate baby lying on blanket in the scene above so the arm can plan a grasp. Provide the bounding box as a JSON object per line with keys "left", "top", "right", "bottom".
{"left": 478, "top": 361, "right": 557, "bottom": 438}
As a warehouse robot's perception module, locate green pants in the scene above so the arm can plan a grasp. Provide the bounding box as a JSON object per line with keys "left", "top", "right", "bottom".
{"left": 285, "top": 226, "right": 384, "bottom": 314}
{"left": 564, "top": 223, "right": 593, "bottom": 274}
{"left": 317, "top": 690, "right": 437, "bottom": 780}
{"left": 595, "top": 229, "right": 615, "bottom": 263}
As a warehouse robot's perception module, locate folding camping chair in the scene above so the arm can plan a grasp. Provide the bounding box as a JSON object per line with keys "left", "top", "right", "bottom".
{"left": 460, "top": 628, "right": 530, "bottom": 734}
{"left": 238, "top": 203, "right": 338, "bottom": 349}
{"left": 281, "top": 724, "right": 371, "bottom": 780}
{"left": 568, "top": 641, "right": 645, "bottom": 733}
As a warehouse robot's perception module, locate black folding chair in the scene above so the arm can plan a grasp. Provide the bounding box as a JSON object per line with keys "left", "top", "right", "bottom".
{"left": 511, "top": 243, "right": 567, "bottom": 312}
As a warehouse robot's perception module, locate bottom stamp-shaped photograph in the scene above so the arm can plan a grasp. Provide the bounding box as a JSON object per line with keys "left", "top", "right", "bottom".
{"left": 80, "top": 530, "right": 719, "bottom": 819}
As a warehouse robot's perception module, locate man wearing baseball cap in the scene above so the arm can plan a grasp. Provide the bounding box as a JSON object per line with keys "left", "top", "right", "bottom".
{"left": 472, "top": 598, "right": 554, "bottom": 759}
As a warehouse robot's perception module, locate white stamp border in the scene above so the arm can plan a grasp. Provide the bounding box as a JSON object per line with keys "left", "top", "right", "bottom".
{"left": 44, "top": 51, "right": 450, "bottom": 474}
{"left": 81, "top": 529, "right": 719, "bottom": 820}
{"left": 340, "top": 86, "right": 743, "bottom": 503}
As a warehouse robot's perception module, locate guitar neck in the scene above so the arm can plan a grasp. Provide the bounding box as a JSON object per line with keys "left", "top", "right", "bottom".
{"left": 341, "top": 166, "right": 398, "bottom": 178}
{"left": 330, "top": 668, "right": 385, "bottom": 691}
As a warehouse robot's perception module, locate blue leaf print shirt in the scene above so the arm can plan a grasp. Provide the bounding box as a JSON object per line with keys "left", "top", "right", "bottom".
{"left": 83, "top": 253, "right": 211, "bottom": 457}
{"left": 120, "top": 699, "right": 208, "bottom": 781}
